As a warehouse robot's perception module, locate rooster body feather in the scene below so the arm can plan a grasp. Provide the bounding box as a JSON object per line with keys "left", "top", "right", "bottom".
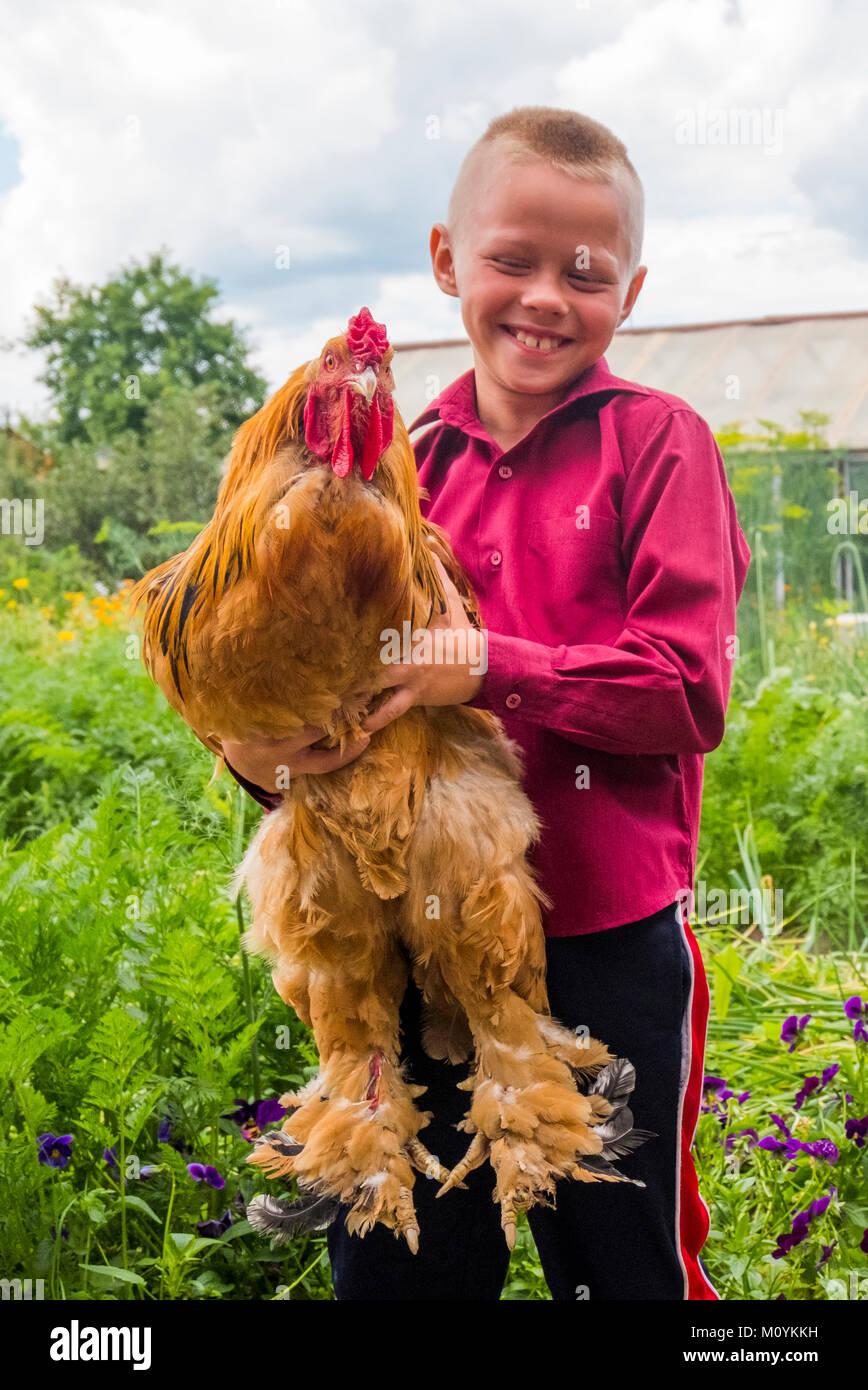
{"left": 129, "top": 308, "right": 651, "bottom": 1251}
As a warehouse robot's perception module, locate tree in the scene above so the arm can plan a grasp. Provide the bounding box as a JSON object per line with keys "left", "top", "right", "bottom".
{"left": 20, "top": 249, "right": 267, "bottom": 446}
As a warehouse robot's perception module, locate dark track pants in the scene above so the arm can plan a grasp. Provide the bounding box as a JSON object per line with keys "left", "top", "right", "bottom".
{"left": 326, "top": 900, "right": 720, "bottom": 1301}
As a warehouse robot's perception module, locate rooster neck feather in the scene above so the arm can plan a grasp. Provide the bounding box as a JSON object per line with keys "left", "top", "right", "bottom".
{"left": 128, "top": 349, "right": 451, "bottom": 700}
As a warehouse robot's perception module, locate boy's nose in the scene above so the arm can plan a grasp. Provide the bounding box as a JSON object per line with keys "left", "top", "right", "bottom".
{"left": 518, "top": 275, "right": 570, "bottom": 315}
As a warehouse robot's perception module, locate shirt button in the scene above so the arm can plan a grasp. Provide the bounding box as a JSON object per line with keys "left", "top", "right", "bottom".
{"left": 491, "top": 550, "right": 502, "bottom": 567}
{"left": 505, "top": 692, "right": 521, "bottom": 709}
{"left": 498, "top": 464, "right": 513, "bottom": 479}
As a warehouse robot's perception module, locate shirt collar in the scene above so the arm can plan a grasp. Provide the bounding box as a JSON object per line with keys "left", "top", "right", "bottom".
{"left": 407, "top": 354, "right": 620, "bottom": 439}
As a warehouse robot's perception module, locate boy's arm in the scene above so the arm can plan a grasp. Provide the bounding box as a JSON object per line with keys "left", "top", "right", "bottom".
{"left": 464, "top": 409, "right": 752, "bottom": 757}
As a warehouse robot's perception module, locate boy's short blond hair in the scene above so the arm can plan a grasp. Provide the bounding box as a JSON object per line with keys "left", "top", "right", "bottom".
{"left": 448, "top": 106, "right": 644, "bottom": 279}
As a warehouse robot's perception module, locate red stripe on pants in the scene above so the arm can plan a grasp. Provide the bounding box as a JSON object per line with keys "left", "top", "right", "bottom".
{"left": 678, "top": 907, "right": 720, "bottom": 1300}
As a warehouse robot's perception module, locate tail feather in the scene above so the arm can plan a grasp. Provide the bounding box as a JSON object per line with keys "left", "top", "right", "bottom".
{"left": 581, "top": 1057, "right": 657, "bottom": 1182}
{"left": 246, "top": 1190, "right": 341, "bottom": 1244}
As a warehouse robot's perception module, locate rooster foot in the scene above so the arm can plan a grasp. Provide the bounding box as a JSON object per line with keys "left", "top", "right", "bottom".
{"left": 248, "top": 1051, "right": 444, "bottom": 1250}
{"left": 439, "top": 1057, "right": 654, "bottom": 1249}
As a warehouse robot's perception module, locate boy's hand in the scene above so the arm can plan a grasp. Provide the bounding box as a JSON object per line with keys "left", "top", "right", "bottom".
{"left": 222, "top": 724, "right": 371, "bottom": 790}
{"left": 361, "top": 556, "right": 485, "bottom": 735}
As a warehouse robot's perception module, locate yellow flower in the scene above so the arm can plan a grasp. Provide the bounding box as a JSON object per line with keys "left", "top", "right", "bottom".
{"left": 92, "top": 595, "right": 108, "bottom": 608}
{"left": 0, "top": 589, "right": 5, "bottom": 598}
{"left": 40, "top": 605, "right": 54, "bottom": 618}
{"left": 63, "top": 590, "right": 85, "bottom": 602}
{"left": 107, "top": 599, "right": 123, "bottom": 611}
{"left": 12, "top": 577, "right": 29, "bottom": 589}
{"left": 6, "top": 599, "right": 18, "bottom": 609}
{"left": 57, "top": 631, "right": 75, "bottom": 641}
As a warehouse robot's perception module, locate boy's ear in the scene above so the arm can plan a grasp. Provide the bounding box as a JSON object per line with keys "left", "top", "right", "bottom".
{"left": 430, "top": 223, "right": 459, "bottom": 298}
{"left": 617, "top": 265, "right": 647, "bottom": 327}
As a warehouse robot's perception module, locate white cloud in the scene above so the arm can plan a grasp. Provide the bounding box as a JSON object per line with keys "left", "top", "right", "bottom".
{"left": 0, "top": 0, "right": 865, "bottom": 419}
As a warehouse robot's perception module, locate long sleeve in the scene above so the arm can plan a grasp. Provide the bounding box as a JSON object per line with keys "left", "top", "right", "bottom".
{"left": 465, "top": 409, "right": 751, "bottom": 757}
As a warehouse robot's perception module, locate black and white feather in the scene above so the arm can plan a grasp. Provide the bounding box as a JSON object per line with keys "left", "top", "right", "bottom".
{"left": 246, "top": 1189, "right": 341, "bottom": 1245}
{"left": 575, "top": 1057, "right": 657, "bottom": 1186}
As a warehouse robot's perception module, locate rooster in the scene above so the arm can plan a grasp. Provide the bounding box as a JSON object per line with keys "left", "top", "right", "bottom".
{"left": 128, "top": 308, "right": 652, "bottom": 1252}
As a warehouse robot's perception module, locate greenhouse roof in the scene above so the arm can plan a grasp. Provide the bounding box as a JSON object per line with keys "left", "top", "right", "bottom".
{"left": 391, "top": 310, "right": 868, "bottom": 450}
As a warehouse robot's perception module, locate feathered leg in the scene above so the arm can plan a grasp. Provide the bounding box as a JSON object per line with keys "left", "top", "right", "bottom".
{"left": 238, "top": 802, "right": 446, "bottom": 1249}
{"left": 400, "top": 718, "right": 653, "bottom": 1247}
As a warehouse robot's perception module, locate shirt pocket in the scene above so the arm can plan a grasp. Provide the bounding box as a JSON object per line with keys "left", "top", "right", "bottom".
{"left": 517, "top": 509, "right": 625, "bottom": 646}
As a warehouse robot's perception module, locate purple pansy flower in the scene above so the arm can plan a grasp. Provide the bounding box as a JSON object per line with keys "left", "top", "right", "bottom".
{"left": 781, "top": 1013, "right": 811, "bottom": 1052}
{"left": 157, "top": 1114, "right": 193, "bottom": 1156}
{"left": 50, "top": 1225, "right": 70, "bottom": 1241}
{"left": 816, "top": 1241, "right": 837, "bottom": 1269}
{"left": 772, "top": 1187, "right": 837, "bottom": 1259}
{"left": 37, "top": 1133, "right": 73, "bottom": 1169}
{"left": 187, "top": 1163, "right": 225, "bottom": 1190}
{"left": 845, "top": 1116, "right": 868, "bottom": 1148}
{"left": 794, "top": 1077, "right": 821, "bottom": 1110}
{"left": 860, "top": 1230, "right": 868, "bottom": 1255}
{"left": 793, "top": 1064, "right": 841, "bottom": 1111}
{"left": 223, "top": 1096, "right": 288, "bottom": 1142}
{"left": 195, "top": 1208, "right": 233, "bottom": 1239}
{"left": 845, "top": 997, "right": 868, "bottom": 1044}
{"left": 804, "top": 1139, "right": 838, "bottom": 1163}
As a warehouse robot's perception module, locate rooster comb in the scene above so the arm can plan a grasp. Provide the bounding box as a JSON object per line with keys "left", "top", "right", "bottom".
{"left": 347, "top": 306, "right": 390, "bottom": 366}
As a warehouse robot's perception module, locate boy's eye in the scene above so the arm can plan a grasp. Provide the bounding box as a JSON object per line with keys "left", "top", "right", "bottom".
{"left": 490, "top": 257, "right": 609, "bottom": 288}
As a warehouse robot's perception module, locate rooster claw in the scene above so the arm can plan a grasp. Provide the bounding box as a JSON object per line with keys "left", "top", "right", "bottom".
{"left": 436, "top": 1130, "right": 490, "bottom": 1197}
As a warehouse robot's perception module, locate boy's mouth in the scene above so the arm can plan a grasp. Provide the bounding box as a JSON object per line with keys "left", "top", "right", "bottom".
{"left": 501, "top": 323, "right": 573, "bottom": 354}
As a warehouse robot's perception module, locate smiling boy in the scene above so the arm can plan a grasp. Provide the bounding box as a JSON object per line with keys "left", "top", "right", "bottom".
{"left": 224, "top": 106, "right": 751, "bottom": 1301}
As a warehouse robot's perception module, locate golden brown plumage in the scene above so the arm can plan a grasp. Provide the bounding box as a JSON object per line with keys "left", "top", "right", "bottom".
{"left": 128, "top": 308, "right": 651, "bottom": 1251}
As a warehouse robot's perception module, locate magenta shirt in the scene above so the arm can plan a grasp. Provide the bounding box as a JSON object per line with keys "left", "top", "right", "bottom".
{"left": 407, "top": 355, "right": 752, "bottom": 937}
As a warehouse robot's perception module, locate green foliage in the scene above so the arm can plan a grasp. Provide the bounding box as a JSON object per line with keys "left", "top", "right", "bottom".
{"left": 701, "top": 664, "right": 868, "bottom": 952}
{"left": 0, "top": 385, "right": 232, "bottom": 585}
{"left": 19, "top": 249, "right": 266, "bottom": 447}
{"left": 0, "top": 718, "right": 327, "bottom": 1298}
{"left": 694, "top": 927, "right": 868, "bottom": 1301}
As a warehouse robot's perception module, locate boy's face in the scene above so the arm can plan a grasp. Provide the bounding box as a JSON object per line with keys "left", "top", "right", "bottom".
{"left": 431, "top": 156, "right": 646, "bottom": 406}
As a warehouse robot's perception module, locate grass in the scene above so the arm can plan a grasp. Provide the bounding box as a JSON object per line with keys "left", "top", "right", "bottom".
{"left": 1, "top": 566, "right": 867, "bottom": 1300}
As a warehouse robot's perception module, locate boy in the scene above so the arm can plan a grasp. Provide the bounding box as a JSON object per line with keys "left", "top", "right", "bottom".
{"left": 223, "top": 106, "right": 751, "bottom": 1301}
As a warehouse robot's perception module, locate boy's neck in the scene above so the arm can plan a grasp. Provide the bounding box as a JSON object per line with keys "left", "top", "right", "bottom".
{"left": 471, "top": 359, "right": 589, "bottom": 454}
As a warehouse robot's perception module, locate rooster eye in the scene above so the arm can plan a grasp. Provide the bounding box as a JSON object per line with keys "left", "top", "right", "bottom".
{"left": 324, "top": 352, "right": 337, "bottom": 371}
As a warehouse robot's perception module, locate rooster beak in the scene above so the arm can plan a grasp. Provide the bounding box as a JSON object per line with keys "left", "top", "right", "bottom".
{"left": 349, "top": 366, "right": 378, "bottom": 403}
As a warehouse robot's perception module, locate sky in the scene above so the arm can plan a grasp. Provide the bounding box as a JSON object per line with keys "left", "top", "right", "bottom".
{"left": 0, "top": 0, "right": 866, "bottom": 421}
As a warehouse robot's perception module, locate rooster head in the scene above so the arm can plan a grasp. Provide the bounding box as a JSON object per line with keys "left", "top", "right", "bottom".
{"left": 302, "top": 307, "right": 396, "bottom": 481}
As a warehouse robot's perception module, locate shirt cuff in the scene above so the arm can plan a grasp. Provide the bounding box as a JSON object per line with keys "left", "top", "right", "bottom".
{"left": 462, "top": 628, "right": 551, "bottom": 718}
{"left": 222, "top": 756, "right": 283, "bottom": 813}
